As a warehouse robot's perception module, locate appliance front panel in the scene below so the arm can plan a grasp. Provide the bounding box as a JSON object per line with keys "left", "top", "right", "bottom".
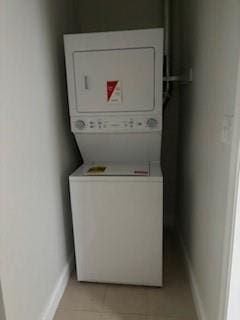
{"left": 70, "top": 178, "right": 163, "bottom": 286}
{"left": 64, "top": 29, "right": 164, "bottom": 162}
{"left": 74, "top": 132, "right": 161, "bottom": 163}
{"left": 73, "top": 48, "right": 155, "bottom": 113}
{"left": 64, "top": 28, "right": 164, "bottom": 118}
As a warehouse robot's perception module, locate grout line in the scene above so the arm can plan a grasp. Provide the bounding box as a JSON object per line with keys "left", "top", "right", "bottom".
{"left": 102, "top": 284, "right": 109, "bottom": 307}
{"left": 145, "top": 286, "right": 149, "bottom": 316}
{"left": 59, "top": 305, "right": 150, "bottom": 316}
{"left": 100, "top": 311, "right": 148, "bottom": 315}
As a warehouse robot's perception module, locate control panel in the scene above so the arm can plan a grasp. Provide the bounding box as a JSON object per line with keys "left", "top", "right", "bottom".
{"left": 71, "top": 116, "right": 161, "bottom": 133}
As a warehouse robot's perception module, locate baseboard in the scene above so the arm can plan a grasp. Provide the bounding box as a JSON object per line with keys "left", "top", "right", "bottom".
{"left": 39, "top": 252, "right": 75, "bottom": 320}
{"left": 178, "top": 233, "right": 208, "bottom": 320}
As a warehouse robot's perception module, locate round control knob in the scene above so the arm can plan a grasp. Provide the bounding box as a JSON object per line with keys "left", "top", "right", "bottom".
{"left": 146, "top": 118, "right": 158, "bottom": 128}
{"left": 75, "top": 120, "right": 85, "bottom": 130}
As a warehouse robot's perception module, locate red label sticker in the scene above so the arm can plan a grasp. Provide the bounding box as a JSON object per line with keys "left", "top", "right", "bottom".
{"left": 106, "top": 80, "right": 122, "bottom": 104}
{"left": 107, "top": 81, "right": 118, "bottom": 101}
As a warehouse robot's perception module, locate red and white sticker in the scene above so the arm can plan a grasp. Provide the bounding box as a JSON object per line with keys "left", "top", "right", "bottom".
{"left": 107, "top": 80, "right": 122, "bottom": 104}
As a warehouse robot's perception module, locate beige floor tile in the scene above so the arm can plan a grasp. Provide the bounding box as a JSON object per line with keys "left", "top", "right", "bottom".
{"left": 58, "top": 281, "right": 107, "bottom": 312}
{"left": 103, "top": 285, "right": 148, "bottom": 314}
{"left": 100, "top": 312, "right": 146, "bottom": 320}
{"left": 54, "top": 309, "right": 101, "bottom": 320}
{"left": 147, "top": 316, "right": 197, "bottom": 320}
{"left": 147, "top": 285, "right": 197, "bottom": 318}
{"left": 147, "top": 317, "right": 170, "bottom": 320}
{"left": 54, "top": 231, "right": 197, "bottom": 320}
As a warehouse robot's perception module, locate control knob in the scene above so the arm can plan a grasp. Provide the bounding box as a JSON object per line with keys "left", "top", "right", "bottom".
{"left": 75, "top": 120, "right": 85, "bottom": 130}
{"left": 146, "top": 118, "right": 158, "bottom": 129}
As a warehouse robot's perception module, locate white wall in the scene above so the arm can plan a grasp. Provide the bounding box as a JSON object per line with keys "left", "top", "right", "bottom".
{"left": 178, "top": 0, "right": 240, "bottom": 320}
{"left": 0, "top": 0, "right": 80, "bottom": 319}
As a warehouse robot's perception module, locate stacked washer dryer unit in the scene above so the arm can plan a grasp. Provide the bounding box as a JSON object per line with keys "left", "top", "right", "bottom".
{"left": 64, "top": 28, "right": 164, "bottom": 287}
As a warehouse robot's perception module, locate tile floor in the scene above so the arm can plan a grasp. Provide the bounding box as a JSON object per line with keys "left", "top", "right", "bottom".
{"left": 54, "top": 230, "right": 197, "bottom": 320}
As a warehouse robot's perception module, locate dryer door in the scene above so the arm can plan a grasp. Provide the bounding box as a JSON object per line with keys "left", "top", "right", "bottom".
{"left": 73, "top": 47, "right": 155, "bottom": 113}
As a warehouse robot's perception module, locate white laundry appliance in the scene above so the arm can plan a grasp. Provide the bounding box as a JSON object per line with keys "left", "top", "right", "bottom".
{"left": 64, "top": 28, "right": 164, "bottom": 286}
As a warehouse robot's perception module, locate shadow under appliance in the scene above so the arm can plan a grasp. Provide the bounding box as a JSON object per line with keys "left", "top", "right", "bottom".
{"left": 64, "top": 28, "right": 164, "bottom": 286}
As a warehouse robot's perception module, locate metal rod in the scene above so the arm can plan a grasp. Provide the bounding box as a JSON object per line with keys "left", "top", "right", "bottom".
{"left": 164, "top": 0, "right": 170, "bottom": 103}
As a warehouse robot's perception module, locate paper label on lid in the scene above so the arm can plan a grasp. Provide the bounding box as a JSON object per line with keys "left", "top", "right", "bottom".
{"left": 87, "top": 166, "right": 106, "bottom": 174}
{"left": 107, "top": 80, "right": 122, "bottom": 104}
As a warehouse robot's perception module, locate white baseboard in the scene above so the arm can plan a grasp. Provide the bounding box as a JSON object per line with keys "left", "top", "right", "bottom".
{"left": 39, "top": 253, "right": 75, "bottom": 320}
{"left": 178, "top": 234, "right": 208, "bottom": 320}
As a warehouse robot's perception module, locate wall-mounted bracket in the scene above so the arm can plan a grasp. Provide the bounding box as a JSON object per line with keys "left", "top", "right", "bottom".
{"left": 163, "top": 68, "right": 193, "bottom": 85}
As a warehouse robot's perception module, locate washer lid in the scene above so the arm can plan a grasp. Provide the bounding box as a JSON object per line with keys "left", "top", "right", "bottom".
{"left": 83, "top": 162, "right": 149, "bottom": 176}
